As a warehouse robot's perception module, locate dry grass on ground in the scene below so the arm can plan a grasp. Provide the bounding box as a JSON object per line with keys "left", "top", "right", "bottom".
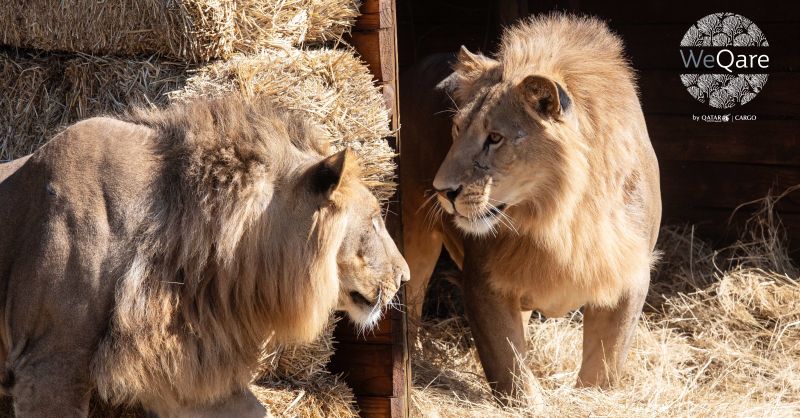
{"left": 411, "top": 190, "right": 800, "bottom": 417}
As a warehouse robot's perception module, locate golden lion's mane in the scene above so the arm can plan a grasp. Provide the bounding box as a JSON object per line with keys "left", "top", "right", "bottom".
{"left": 458, "top": 14, "right": 657, "bottom": 307}
{"left": 91, "top": 96, "right": 346, "bottom": 408}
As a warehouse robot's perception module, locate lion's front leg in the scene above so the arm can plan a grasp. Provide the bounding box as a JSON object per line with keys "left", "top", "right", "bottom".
{"left": 578, "top": 279, "right": 648, "bottom": 387}
{"left": 461, "top": 247, "right": 536, "bottom": 405}
{"left": 10, "top": 349, "right": 93, "bottom": 418}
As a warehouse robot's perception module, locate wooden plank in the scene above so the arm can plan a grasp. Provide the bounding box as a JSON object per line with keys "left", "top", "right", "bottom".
{"left": 353, "top": 395, "right": 409, "bottom": 418}
{"left": 647, "top": 115, "right": 800, "bottom": 166}
{"left": 543, "top": 0, "right": 800, "bottom": 24}
{"left": 335, "top": 1, "right": 409, "bottom": 417}
{"left": 659, "top": 161, "right": 800, "bottom": 214}
{"left": 659, "top": 205, "right": 800, "bottom": 256}
{"left": 497, "top": 0, "right": 529, "bottom": 26}
{"left": 334, "top": 314, "right": 394, "bottom": 345}
{"left": 350, "top": 0, "right": 397, "bottom": 91}
{"left": 356, "top": 396, "right": 391, "bottom": 417}
{"left": 330, "top": 342, "right": 395, "bottom": 396}
{"left": 658, "top": 160, "right": 800, "bottom": 255}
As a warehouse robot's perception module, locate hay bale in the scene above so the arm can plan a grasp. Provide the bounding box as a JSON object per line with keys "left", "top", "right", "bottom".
{"left": 0, "top": 47, "right": 394, "bottom": 201}
{"left": 0, "top": 0, "right": 360, "bottom": 62}
{"left": 411, "top": 192, "right": 800, "bottom": 417}
{"left": 0, "top": 50, "right": 188, "bottom": 160}
{"left": 174, "top": 49, "right": 396, "bottom": 201}
{"left": 256, "top": 318, "right": 338, "bottom": 384}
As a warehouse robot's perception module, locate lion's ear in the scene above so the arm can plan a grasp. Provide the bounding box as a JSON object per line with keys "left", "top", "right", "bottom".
{"left": 435, "top": 71, "right": 460, "bottom": 97}
{"left": 454, "top": 45, "right": 497, "bottom": 78}
{"left": 310, "top": 149, "right": 356, "bottom": 198}
{"left": 517, "top": 75, "right": 571, "bottom": 119}
{"left": 438, "top": 46, "right": 500, "bottom": 105}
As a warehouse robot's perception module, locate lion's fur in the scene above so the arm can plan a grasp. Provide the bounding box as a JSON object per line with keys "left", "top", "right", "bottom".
{"left": 0, "top": 94, "right": 404, "bottom": 415}
{"left": 483, "top": 14, "right": 661, "bottom": 309}
{"left": 402, "top": 13, "right": 661, "bottom": 396}
{"left": 92, "top": 97, "right": 351, "bottom": 409}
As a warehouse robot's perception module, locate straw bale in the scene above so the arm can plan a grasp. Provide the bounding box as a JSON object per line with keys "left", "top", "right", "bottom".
{"left": 0, "top": 0, "right": 360, "bottom": 62}
{"left": 174, "top": 48, "right": 396, "bottom": 201}
{"left": 0, "top": 47, "right": 394, "bottom": 201}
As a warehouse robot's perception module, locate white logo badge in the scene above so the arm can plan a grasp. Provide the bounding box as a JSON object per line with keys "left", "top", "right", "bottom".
{"left": 679, "top": 13, "right": 769, "bottom": 109}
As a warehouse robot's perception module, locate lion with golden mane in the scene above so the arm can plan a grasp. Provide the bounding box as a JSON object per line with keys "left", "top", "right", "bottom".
{"left": 401, "top": 14, "right": 661, "bottom": 400}
{"left": 0, "top": 95, "right": 409, "bottom": 417}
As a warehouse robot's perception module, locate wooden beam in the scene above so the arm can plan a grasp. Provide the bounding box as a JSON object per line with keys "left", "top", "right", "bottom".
{"left": 331, "top": 1, "right": 408, "bottom": 417}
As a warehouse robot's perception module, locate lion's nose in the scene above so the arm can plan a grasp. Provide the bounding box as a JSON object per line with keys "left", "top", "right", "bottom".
{"left": 395, "top": 262, "right": 410, "bottom": 289}
{"left": 435, "top": 185, "right": 462, "bottom": 204}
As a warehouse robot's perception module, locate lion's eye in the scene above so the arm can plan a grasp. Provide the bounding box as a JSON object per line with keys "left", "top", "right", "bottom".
{"left": 484, "top": 132, "right": 504, "bottom": 148}
{"left": 372, "top": 216, "right": 381, "bottom": 232}
{"left": 451, "top": 123, "right": 460, "bottom": 137}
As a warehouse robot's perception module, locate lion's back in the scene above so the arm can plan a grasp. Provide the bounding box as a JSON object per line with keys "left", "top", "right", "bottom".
{"left": 0, "top": 116, "right": 161, "bottom": 361}
{"left": 0, "top": 116, "right": 159, "bottom": 252}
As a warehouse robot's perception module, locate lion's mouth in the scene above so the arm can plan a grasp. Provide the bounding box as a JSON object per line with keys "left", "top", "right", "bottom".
{"left": 349, "top": 291, "right": 376, "bottom": 307}
{"left": 451, "top": 203, "right": 510, "bottom": 236}
{"left": 462, "top": 203, "right": 507, "bottom": 220}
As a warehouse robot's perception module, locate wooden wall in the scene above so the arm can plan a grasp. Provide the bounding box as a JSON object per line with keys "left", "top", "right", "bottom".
{"left": 397, "top": 0, "right": 800, "bottom": 254}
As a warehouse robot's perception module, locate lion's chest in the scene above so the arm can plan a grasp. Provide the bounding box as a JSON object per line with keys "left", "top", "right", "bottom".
{"left": 483, "top": 239, "right": 615, "bottom": 317}
{"left": 491, "top": 260, "right": 591, "bottom": 317}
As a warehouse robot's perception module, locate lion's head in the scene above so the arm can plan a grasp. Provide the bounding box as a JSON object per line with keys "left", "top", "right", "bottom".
{"left": 432, "top": 46, "right": 584, "bottom": 236}
{"left": 306, "top": 150, "right": 410, "bottom": 331}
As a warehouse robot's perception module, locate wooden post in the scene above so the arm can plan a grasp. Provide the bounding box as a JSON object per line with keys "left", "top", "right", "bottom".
{"left": 328, "top": 1, "right": 408, "bottom": 417}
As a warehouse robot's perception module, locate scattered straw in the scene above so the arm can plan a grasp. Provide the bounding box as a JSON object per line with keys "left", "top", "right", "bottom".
{"left": 412, "top": 190, "right": 800, "bottom": 417}
{"left": 0, "top": 47, "right": 394, "bottom": 202}
{"left": 253, "top": 318, "right": 358, "bottom": 418}
{"left": 0, "top": 1, "right": 360, "bottom": 62}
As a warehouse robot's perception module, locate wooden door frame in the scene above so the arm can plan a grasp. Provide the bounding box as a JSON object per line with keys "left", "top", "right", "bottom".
{"left": 328, "top": 1, "right": 408, "bottom": 417}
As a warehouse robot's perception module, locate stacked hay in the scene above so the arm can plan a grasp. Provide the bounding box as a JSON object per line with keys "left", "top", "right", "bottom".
{"left": 0, "top": 48, "right": 394, "bottom": 201}
{"left": 174, "top": 49, "right": 396, "bottom": 200}
{"left": 0, "top": 1, "right": 390, "bottom": 417}
{"left": 411, "top": 191, "right": 800, "bottom": 417}
{"left": 0, "top": 0, "right": 360, "bottom": 61}
{"left": 0, "top": 50, "right": 189, "bottom": 161}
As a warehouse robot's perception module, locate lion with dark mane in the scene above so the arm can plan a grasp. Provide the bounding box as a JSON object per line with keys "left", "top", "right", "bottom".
{"left": 401, "top": 14, "right": 661, "bottom": 402}
{"left": 0, "top": 95, "right": 408, "bottom": 417}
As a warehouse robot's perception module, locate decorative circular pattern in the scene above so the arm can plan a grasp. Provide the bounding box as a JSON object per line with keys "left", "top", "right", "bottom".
{"left": 679, "top": 12, "right": 769, "bottom": 109}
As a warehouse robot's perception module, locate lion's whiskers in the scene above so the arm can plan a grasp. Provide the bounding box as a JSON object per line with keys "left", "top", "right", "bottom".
{"left": 487, "top": 198, "right": 520, "bottom": 236}
{"left": 480, "top": 215, "right": 498, "bottom": 237}
{"left": 355, "top": 286, "right": 385, "bottom": 339}
{"left": 417, "top": 190, "right": 439, "bottom": 215}
{"left": 420, "top": 190, "right": 445, "bottom": 230}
